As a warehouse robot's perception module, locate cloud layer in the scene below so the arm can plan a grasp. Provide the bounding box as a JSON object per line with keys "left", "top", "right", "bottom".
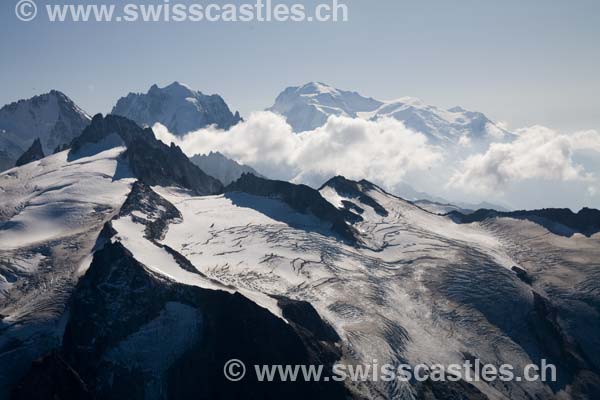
{"left": 153, "top": 112, "right": 443, "bottom": 189}
{"left": 153, "top": 113, "right": 600, "bottom": 210}
{"left": 449, "top": 126, "right": 600, "bottom": 195}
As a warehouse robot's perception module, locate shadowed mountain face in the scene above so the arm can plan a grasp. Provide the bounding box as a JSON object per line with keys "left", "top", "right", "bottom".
{"left": 111, "top": 82, "right": 242, "bottom": 135}
{"left": 319, "top": 176, "right": 389, "bottom": 217}
{"left": 15, "top": 138, "right": 45, "bottom": 167}
{"left": 225, "top": 173, "right": 359, "bottom": 244}
{"left": 448, "top": 208, "right": 600, "bottom": 237}
{"left": 51, "top": 242, "right": 347, "bottom": 400}
{"left": 190, "top": 151, "right": 262, "bottom": 186}
{"left": 69, "top": 114, "right": 223, "bottom": 195}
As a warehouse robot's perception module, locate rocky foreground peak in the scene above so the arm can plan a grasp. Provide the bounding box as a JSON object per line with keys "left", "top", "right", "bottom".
{"left": 70, "top": 114, "right": 223, "bottom": 195}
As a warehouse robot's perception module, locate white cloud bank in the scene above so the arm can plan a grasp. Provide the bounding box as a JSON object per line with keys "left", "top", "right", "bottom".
{"left": 153, "top": 113, "right": 600, "bottom": 209}
{"left": 449, "top": 125, "right": 600, "bottom": 194}
{"left": 153, "top": 112, "right": 443, "bottom": 189}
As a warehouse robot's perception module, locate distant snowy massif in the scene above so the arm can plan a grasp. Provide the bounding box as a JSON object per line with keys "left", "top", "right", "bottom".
{"left": 1, "top": 83, "right": 599, "bottom": 400}
{"left": 268, "top": 81, "right": 509, "bottom": 144}
{"left": 112, "top": 81, "right": 242, "bottom": 135}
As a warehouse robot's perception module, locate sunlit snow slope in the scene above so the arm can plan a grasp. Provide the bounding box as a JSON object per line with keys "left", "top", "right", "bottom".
{"left": 0, "top": 147, "right": 134, "bottom": 393}
{"left": 152, "top": 177, "right": 600, "bottom": 399}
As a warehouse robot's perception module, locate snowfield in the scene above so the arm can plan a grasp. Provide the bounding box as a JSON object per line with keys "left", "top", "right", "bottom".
{"left": 149, "top": 182, "right": 599, "bottom": 399}
{"left": 0, "top": 148, "right": 133, "bottom": 250}
{"left": 110, "top": 203, "right": 284, "bottom": 319}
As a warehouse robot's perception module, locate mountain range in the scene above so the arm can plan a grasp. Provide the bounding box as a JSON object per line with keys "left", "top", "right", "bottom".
{"left": 1, "top": 110, "right": 599, "bottom": 399}
{"left": 0, "top": 84, "right": 249, "bottom": 181}
{"left": 1, "top": 82, "right": 486, "bottom": 206}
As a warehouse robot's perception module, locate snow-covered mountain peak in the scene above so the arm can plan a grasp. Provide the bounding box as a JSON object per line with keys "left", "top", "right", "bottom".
{"left": 269, "top": 83, "right": 510, "bottom": 143}
{"left": 290, "top": 81, "right": 381, "bottom": 107}
{"left": 385, "top": 96, "right": 425, "bottom": 107}
{"left": 268, "top": 82, "right": 383, "bottom": 132}
{"left": 1, "top": 90, "right": 90, "bottom": 125}
{"left": 151, "top": 81, "right": 196, "bottom": 98}
{"left": 0, "top": 90, "right": 91, "bottom": 170}
{"left": 48, "top": 90, "right": 88, "bottom": 113}
{"left": 111, "top": 82, "right": 242, "bottom": 135}
{"left": 297, "top": 81, "right": 342, "bottom": 96}
{"left": 447, "top": 105, "right": 467, "bottom": 113}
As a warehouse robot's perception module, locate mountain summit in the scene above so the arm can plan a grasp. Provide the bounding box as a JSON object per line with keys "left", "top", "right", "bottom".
{"left": 268, "top": 82, "right": 509, "bottom": 143}
{"left": 111, "top": 82, "right": 242, "bottom": 135}
{"left": 0, "top": 90, "right": 91, "bottom": 170}
{"left": 70, "top": 114, "right": 223, "bottom": 195}
{"left": 267, "top": 82, "right": 383, "bottom": 132}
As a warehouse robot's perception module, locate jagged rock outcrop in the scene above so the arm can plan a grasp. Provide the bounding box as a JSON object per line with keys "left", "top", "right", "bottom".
{"left": 69, "top": 114, "right": 223, "bottom": 195}
{"left": 14, "top": 138, "right": 45, "bottom": 167}
{"left": 119, "top": 181, "right": 182, "bottom": 240}
{"left": 320, "top": 176, "right": 389, "bottom": 217}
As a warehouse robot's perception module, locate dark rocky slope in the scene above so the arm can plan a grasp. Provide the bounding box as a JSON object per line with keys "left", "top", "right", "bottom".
{"left": 225, "top": 173, "right": 359, "bottom": 244}
{"left": 449, "top": 208, "right": 600, "bottom": 237}
{"left": 320, "top": 176, "right": 389, "bottom": 217}
{"left": 69, "top": 114, "right": 223, "bottom": 195}
{"left": 14, "top": 138, "right": 44, "bottom": 167}
{"left": 190, "top": 151, "right": 262, "bottom": 186}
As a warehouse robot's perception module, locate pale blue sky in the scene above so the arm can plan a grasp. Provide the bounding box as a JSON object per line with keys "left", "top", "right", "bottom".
{"left": 1, "top": 0, "right": 599, "bottom": 132}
